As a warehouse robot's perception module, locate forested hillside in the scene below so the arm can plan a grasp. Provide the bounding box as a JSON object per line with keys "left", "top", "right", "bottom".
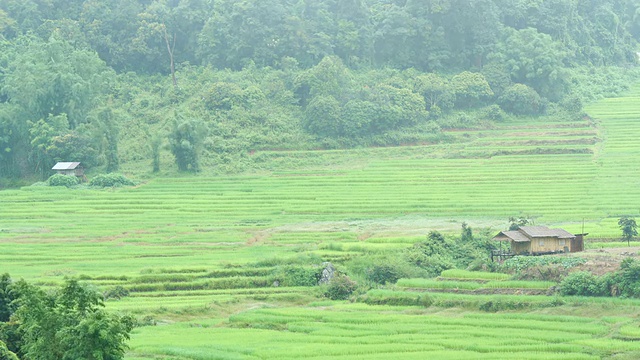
{"left": 0, "top": 0, "right": 639, "bottom": 180}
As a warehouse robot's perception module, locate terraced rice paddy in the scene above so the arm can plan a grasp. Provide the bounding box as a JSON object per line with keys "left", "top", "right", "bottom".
{"left": 128, "top": 303, "right": 640, "bottom": 360}
{"left": 3, "top": 88, "right": 640, "bottom": 358}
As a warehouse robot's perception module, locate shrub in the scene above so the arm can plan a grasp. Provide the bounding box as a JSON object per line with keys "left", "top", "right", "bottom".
{"left": 616, "top": 258, "right": 640, "bottom": 297}
{"left": 47, "top": 174, "right": 79, "bottom": 187}
{"left": 366, "top": 263, "right": 401, "bottom": 285}
{"left": 559, "top": 271, "right": 607, "bottom": 297}
{"left": 89, "top": 173, "right": 135, "bottom": 187}
{"left": 499, "top": 83, "right": 546, "bottom": 115}
{"left": 273, "top": 265, "right": 322, "bottom": 287}
{"left": 349, "top": 254, "right": 425, "bottom": 285}
{"left": 103, "top": 286, "right": 130, "bottom": 300}
{"left": 324, "top": 274, "right": 357, "bottom": 300}
{"left": 482, "top": 104, "right": 506, "bottom": 121}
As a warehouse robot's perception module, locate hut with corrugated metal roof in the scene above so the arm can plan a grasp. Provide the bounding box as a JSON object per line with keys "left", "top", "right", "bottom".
{"left": 52, "top": 162, "right": 84, "bottom": 178}
{"left": 493, "top": 226, "right": 583, "bottom": 255}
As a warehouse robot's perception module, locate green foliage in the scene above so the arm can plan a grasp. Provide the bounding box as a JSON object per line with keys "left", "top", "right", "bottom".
{"left": 450, "top": 72, "right": 494, "bottom": 107}
{"left": 5, "top": 277, "right": 134, "bottom": 360}
{"left": 559, "top": 271, "right": 607, "bottom": 297}
{"left": 324, "top": 275, "right": 358, "bottom": 300}
{"left": 508, "top": 216, "right": 532, "bottom": 231}
{"left": 501, "top": 256, "right": 587, "bottom": 273}
{"left": 461, "top": 222, "right": 473, "bottom": 243}
{"left": 0, "top": 274, "right": 13, "bottom": 323}
{"left": 365, "top": 263, "right": 401, "bottom": 285}
{"left": 499, "top": 84, "right": 546, "bottom": 115}
{"left": 617, "top": 258, "right": 640, "bottom": 298}
{"left": 618, "top": 217, "right": 638, "bottom": 244}
{"left": 0, "top": 341, "right": 18, "bottom": 360}
{"left": 89, "top": 173, "right": 135, "bottom": 188}
{"left": 492, "top": 27, "right": 570, "bottom": 101}
{"left": 47, "top": 174, "right": 79, "bottom": 188}
{"left": 349, "top": 253, "right": 423, "bottom": 285}
{"left": 273, "top": 266, "right": 322, "bottom": 287}
{"left": 405, "top": 229, "right": 496, "bottom": 278}
{"left": 413, "top": 73, "right": 455, "bottom": 114}
{"left": 104, "top": 286, "right": 130, "bottom": 301}
{"left": 0, "top": 34, "right": 113, "bottom": 177}
{"left": 556, "top": 259, "right": 640, "bottom": 299}
{"left": 150, "top": 134, "right": 162, "bottom": 173}
{"left": 168, "top": 117, "right": 207, "bottom": 172}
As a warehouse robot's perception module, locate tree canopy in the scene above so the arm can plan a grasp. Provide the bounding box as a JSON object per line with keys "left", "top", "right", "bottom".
{"left": 0, "top": 275, "right": 134, "bottom": 360}
{"left": 0, "top": 0, "right": 639, "bottom": 179}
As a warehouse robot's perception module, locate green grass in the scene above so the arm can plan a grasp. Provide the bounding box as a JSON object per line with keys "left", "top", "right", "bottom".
{"left": 127, "top": 304, "right": 634, "bottom": 359}
{"left": 439, "top": 269, "right": 511, "bottom": 281}
{"left": 397, "top": 278, "right": 555, "bottom": 290}
{"left": 4, "top": 86, "right": 640, "bottom": 358}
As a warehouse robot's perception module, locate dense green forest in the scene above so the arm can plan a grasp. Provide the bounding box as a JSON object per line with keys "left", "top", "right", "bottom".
{"left": 0, "top": 0, "right": 639, "bottom": 180}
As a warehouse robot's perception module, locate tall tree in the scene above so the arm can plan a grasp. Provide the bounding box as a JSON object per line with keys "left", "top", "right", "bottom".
{"left": 618, "top": 217, "right": 638, "bottom": 247}
{"left": 168, "top": 115, "right": 207, "bottom": 172}
{"left": 0, "top": 34, "right": 114, "bottom": 176}
{"left": 491, "top": 27, "right": 570, "bottom": 101}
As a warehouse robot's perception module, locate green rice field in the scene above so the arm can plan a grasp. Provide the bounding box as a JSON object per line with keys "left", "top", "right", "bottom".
{"left": 3, "top": 88, "right": 640, "bottom": 358}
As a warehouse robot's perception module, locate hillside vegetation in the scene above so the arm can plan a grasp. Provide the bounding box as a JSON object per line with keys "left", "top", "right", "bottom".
{"left": 5, "top": 2, "right": 640, "bottom": 360}
{"left": 2, "top": 84, "right": 640, "bottom": 358}
{"left": 1, "top": 1, "right": 640, "bottom": 181}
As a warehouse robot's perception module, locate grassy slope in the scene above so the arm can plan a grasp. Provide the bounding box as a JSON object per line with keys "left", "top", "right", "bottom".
{"left": 0, "top": 85, "right": 638, "bottom": 292}
{"left": 2, "top": 87, "right": 640, "bottom": 359}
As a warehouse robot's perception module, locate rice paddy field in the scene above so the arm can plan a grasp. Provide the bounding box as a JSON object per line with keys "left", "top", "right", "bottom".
{"left": 3, "top": 88, "right": 640, "bottom": 358}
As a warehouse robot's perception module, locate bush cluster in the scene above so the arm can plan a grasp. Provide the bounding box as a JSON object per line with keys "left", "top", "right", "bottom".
{"left": 273, "top": 265, "right": 322, "bottom": 287}
{"left": 47, "top": 174, "right": 79, "bottom": 187}
{"left": 89, "top": 173, "right": 135, "bottom": 187}
{"left": 558, "top": 258, "right": 640, "bottom": 298}
{"left": 324, "top": 274, "right": 358, "bottom": 300}
{"left": 103, "top": 286, "right": 130, "bottom": 300}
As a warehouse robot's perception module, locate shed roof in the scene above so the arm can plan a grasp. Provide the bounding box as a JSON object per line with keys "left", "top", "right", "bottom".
{"left": 493, "top": 226, "right": 576, "bottom": 243}
{"left": 519, "top": 226, "right": 575, "bottom": 239}
{"left": 494, "top": 230, "right": 531, "bottom": 243}
{"left": 52, "top": 162, "right": 81, "bottom": 170}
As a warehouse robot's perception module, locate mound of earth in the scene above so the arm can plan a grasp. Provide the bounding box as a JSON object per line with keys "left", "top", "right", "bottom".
{"left": 573, "top": 246, "right": 640, "bottom": 276}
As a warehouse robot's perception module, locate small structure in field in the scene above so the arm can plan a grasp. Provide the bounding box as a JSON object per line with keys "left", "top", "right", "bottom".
{"left": 52, "top": 162, "right": 84, "bottom": 178}
{"left": 493, "top": 225, "right": 584, "bottom": 257}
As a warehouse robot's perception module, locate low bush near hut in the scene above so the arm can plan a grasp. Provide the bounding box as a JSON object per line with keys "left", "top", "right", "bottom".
{"left": 47, "top": 174, "right": 79, "bottom": 187}
{"left": 89, "top": 173, "right": 135, "bottom": 187}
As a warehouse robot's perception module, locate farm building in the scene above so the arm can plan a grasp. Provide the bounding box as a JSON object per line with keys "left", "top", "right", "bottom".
{"left": 493, "top": 226, "right": 584, "bottom": 255}
{"left": 52, "top": 162, "right": 84, "bottom": 178}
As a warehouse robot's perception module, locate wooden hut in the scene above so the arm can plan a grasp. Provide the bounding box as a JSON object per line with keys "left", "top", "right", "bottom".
{"left": 493, "top": 226, "right": 584, "bottom": 255}
{"left": 52, "top": 162, "right": 84, "bottom": 178}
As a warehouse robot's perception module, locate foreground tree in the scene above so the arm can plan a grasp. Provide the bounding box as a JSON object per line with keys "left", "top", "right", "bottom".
{"left": 3, "top": 276, "right": 133, "bottom": 360}
{"left": 618, "top": 217, "right": 638, "bottom": 247}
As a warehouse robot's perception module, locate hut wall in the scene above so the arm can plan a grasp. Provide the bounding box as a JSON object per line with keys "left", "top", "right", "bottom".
{"left": 529, "top": 237, "right": 568, "bottom": 254}
{"left": 511, "top": 242, "right": 530, "bottom": 254}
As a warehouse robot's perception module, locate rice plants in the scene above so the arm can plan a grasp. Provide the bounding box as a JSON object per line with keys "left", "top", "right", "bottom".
{"left": 2, "top": 86, "right": 640, "bottom": 359}
{"left": 439, "top": 269, "right": 511, "bottom": 281}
